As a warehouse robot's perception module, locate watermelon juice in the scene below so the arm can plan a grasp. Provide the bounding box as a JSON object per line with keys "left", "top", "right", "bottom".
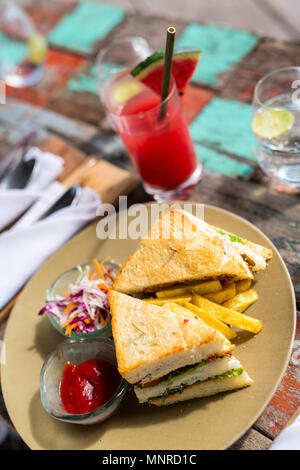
{"left": 107, "top": 77, "right": 198, "bottom": 189}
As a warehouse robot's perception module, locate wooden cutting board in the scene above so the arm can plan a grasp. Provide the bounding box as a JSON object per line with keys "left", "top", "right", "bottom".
{"left": 0, "top": 135, "right": 138, "bottom": 323}
{"left": 39, "top": 135, "right": 138, "bottom": 203}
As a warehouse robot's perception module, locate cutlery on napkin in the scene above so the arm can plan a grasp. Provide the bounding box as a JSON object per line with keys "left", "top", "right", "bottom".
{"left": 0, "top": 136, "right": 138, "bottom": 321}
{"left": 0, "top": 147, "right": 63, "bottom": 231}
{"left": 0, "top": 186, "right": 101, "bottom": 310}
{"left": 0, "top": 131, "right": 36, "bottom": 179}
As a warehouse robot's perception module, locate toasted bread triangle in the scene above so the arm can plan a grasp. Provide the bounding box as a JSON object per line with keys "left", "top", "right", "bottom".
{"left": 113, "top": 209, "right": 253, "bottom": 294}
{"left": 109, "top": 291, "right": 232, "bottom": 384}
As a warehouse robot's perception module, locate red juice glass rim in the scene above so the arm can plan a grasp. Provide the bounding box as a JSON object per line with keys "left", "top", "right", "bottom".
{"left": 96, "top": 35, "right": 182, "bottom": 121}
{"left": 109, "top": 78, "right": 177, "bottom": 118}
{"left": 107, "top": 80, "right": 180, "bottom": 137}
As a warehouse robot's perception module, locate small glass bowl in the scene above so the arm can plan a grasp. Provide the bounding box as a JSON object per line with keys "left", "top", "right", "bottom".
{"left": 46, "top": 260, "right": 120, "bottom": 339}
{"left": 40, "top": 337, "right": 127, "bottom": 425}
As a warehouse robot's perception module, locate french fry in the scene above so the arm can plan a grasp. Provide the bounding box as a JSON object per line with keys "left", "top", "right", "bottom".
{"left": 192, "top": 280, "right": 222, "bottom": 295}
{"left": 203, "top": 282, "right": 236, "bottom": 304}
{"left": 164, "top": 301, "right": 236, "bottom": 340}
{"left": 144, "top": 296, "right": 192, "bottom": 306}
{"left": 163, "top": 302, "right": 197, "bottom": 318}
{"left": 156, "top": 286, "right": 192, "bottom": 298}
{"left": 223, "top": 289, "right": 258, "bottom": 312}
{"left": 155, "top": 280, "right": 222, "bottom": 298}
{"left": 235, "top": 279, "right": 252, "bottom": 294}
{"left": 192, "top": 295, "right": 262, "bottom": 334}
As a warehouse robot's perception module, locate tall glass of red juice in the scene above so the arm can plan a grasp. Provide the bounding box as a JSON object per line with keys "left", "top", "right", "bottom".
{"left": 97, "top": 37, "right": 201, "bottom": 201}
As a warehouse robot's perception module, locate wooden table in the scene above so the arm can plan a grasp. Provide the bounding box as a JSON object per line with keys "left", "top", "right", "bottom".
{"left": 0, "top": 0, "right": 299, "bottom": 450}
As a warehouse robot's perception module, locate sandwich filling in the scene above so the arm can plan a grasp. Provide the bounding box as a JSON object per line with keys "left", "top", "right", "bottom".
{"left": 215, "top": 229, "right": 271, "bottom": 271}
{"left": 134, "top": 356, "right": 243, "bottom": 403}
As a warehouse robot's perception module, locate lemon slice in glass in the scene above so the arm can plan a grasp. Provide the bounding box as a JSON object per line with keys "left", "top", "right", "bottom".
{"left": 252, "top": 107, "right": 294, "bottom": 139}
{"left": 27, "top": 34, "right": 48, "bottom": 64}
{"left": 111, "top": 79, "right": 142, "bottom": 105}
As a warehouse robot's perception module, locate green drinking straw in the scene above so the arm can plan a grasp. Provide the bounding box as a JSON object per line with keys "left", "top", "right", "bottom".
{"left": 159, "top": 26, "right": 176, "bottom": 120}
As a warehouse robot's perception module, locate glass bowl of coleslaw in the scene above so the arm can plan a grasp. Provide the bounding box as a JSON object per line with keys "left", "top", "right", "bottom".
{"left": 38, "top": 259, "right": 120, "bottom": 339}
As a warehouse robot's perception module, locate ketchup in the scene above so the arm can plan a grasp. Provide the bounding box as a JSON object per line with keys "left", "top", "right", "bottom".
{"left": 60, "top": 359, "right": 121, "bottom": 414}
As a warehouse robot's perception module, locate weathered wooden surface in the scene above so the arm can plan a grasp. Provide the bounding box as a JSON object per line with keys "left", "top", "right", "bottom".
{"left": 228, "top": 428, "right": 272, "bottom": 451}
{"left": 120, "top": 0, "right": 300, "bottom": 41}
{"left": 0, "top": 0, "right": 300, "bottom": 450}
{"left": 221, "top": 38, "right": 300, "bottom": 102}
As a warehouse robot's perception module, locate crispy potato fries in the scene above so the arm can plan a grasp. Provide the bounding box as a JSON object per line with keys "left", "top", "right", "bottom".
{"left": 223, "top": 289, "right": 258, "bottom": 312}
{"left": 192, "top": 295, "right": 262, "bottom": 334}
{"left": 144, "top": 296, "right": 192, "bottom": 306}
{"left": 235, "top": 279, "right": 252, "bottom": 294}
{"left": 191, "top": 280, "right": 222, "bottom": 295}
{"left": 203, "top": 282, "right": 236, "bottom": 304}
{"left": 165, "top": 301, "right": 237, "bottom": 340}
{"left": 146, "top": 277, "right": 261, "bottom": 338}
{"left": 155, "top": 280, "right": 222, "bottom": 298}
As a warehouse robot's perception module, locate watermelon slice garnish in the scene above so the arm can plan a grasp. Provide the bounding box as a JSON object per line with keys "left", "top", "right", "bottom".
{"left": 130, "top": 47, "right": 201, "bottom": 95}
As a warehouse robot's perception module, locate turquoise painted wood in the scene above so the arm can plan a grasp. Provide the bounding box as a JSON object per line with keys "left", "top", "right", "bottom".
{"left": 189, "top": 97, "right": 256, "bottom": 161}
{"left": 67, "top": 63, "right": 123, "bottom": 94}
{"left": 48, "top": 2, "right": 125, "bottom": 54}
{"left": 68, "top": 66, "right": 98, "bottom": 94}
{"left": 194, "top": 142, "right": 253, "bottom": 178}
{"left": 177, "top": 23, "right": 258, "bottom": 84}
{"left": 0, "top": 32, "right": 28, "bottom": 67}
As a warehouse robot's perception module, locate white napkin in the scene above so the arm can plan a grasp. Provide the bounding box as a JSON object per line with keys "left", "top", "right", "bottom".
{"left": 12, "top": 181, "right": 66, "bottom": 230}
{"left": 269, "top": 414, "right": 300, "bottom": 450}
{"left": 0, "top": 187, "right": 101, "bottom": 310}
{"left": 0, "top": 147, "right": 63, "bottom": 231}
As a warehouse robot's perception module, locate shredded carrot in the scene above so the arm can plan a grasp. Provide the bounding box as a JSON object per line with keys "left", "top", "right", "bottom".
{"left": 97, "top": 283, "right": 110, "bottom": 291}
{"left": 64, "top": 292, "right": 70, "bottom": 297}
{"left": 84, "top": 318, "right": 91, "bottom": 325}
{"left": 99, "top": 313, "right": 105, "bottom": 327}
{"left": 100, "top": 256, "right": 114, "bottom": 279}
{"left": 87, "top": 266, "right": 91, "bottom": 280}
{"left": 92, "top": 258, "right": 105, "bottom": 280}
{"left": 90, "top": 270, "right": 97, "bottom": 281}
{"left": 66, "top": 322, "right": 79, "bottom": 337}
{"left": 65, "top": 325, "right": 71, "bottom": 337}
{"left": 61, "top": 312, "right": 77, "bottom": 328}
{"left": 62, "top": 302, "right": 76, "bottom": 315}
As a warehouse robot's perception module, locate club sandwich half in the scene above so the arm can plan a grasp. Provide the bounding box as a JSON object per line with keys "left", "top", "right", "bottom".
{"left": 113, "top": 209, "right": 271, "bottom": 296}
{"left": 109, "top": 291, "right": 252, "bottom": 406}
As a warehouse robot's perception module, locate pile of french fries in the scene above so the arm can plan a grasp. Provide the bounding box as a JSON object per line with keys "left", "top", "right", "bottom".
{"left": 145, "top": 279, "right": 261, "bottom": 340}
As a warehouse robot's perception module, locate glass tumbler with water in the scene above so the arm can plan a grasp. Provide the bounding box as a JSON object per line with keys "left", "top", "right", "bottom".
{"left": 252, "top": 67, "right": 300, "bottom": 190}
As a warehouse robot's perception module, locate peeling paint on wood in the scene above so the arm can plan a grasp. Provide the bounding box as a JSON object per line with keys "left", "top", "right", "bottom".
{"left": 189, "top": 97, "right": 256, "bottom": 161}
{"left": 255, "top": 313, "right": 300, "bottom": 438}
{"left": 25, "top": 0, "right": 77, "bottom": 36}
{"left": 182, "top": 85, "right": 214, "bottom": 124}
{"left": 48, "top": 2, "right": 125, "bottom": 54}
{"left": 5, "top": 48, "right": 86, "bottom": 107}
{"left": 221, "top": 39, "right": 300, "bottom": 102}
{"left": 177, "top": 23, "right": 258, "bottom": 85}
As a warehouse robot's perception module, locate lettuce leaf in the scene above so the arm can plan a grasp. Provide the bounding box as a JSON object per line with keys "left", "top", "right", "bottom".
{"left": 149, "top": 368, "right": 244, "bottom": 402}
{"left": 217, "top": 230, "right": 245, "bottom": 244}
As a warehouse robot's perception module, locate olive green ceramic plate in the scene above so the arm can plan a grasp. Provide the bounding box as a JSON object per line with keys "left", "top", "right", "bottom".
{"left": 1, "top": 203, "right": 296, "bottom": 450}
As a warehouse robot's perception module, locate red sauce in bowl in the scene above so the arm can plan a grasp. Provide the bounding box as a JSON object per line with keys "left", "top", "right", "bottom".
{"left": 60, "top": 359, "right": 121, "bottom": 414}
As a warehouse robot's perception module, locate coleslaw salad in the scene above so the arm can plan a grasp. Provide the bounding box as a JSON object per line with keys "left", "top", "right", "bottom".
{"left": 38, "top": 259, "right": 117, "bottom": 336}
